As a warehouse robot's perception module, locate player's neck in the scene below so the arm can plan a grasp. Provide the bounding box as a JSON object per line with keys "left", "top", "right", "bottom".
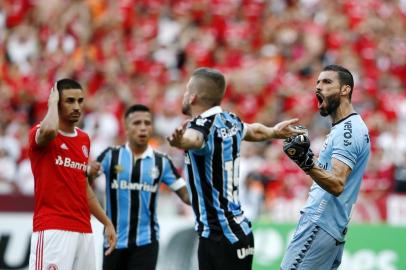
{"left": 129, "top": 143, "right": 148, "bottom": 157}
{"left": 191, "top": 105, "right": 212, "bottom": 117}
{"left": 330, "top": 102, "right": 355, "bottom": 124}
{"left": 59, "top": 122, "right": 76, "bottom": 133}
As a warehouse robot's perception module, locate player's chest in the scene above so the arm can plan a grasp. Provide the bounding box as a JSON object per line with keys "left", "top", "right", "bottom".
{"left": 114, "top": 158, "right": 160, "bottom": 185}
{"left": 51, "top": 137, "right": 89, "bottom": 163}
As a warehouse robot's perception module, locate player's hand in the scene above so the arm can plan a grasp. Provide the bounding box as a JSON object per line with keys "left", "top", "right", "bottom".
{"left": 104, "top": 221, "right": 117, "bottom": 256}
{"left": 167, "top": 120, "right": 189, "bottom": 148}
{"left": 48, "top": 82, "right": 59, "bottom": 106}
{"left": 283, "top": 133, "right": 315, "bottom": 172}
{"left": 272, "top": 119, "right": 306, "bottom": 139}
{"left": 87, "top": 161, "right": 102, "bottom": 178}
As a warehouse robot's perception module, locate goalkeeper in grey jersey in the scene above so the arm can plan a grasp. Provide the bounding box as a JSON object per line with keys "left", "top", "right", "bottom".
{"left": 281, "top": 65, "right": 371, "bottom": 270}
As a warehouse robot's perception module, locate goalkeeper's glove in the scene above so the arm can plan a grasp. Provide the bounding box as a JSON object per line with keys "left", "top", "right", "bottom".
{"left": 283, "top": 134, "right": 315, "bottom": 172}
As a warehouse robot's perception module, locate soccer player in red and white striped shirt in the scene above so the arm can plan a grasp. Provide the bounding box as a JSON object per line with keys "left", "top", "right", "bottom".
{"left": 28, "top": 79, "right": 116, "bottom": 270}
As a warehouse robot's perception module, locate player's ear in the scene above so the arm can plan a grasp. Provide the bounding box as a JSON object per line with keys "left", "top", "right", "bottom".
{"left": 190, "top": 93, "right": 197, "bottom": 105}
{"left": 340, "top": 85, "right": 351, "bottom": 97}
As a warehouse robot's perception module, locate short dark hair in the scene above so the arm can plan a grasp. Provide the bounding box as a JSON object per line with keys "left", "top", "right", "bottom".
{"left": 56, "top": 78, "right": 82, "bottom": 93}
{"left": 323, "top": 65, "right": 354, "bottom": 100}
{"left": 124, "top": 104, "right": 151, "bottom": 119}
{"left": 191, "top": 67, "right": 226, "bottom": 106}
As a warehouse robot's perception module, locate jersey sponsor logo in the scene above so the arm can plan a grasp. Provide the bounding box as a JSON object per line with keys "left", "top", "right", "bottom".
{"left": 217, "top": 124, "right": 239, "bottom": 139}
{"left": 82, "top": 145, "right": 89, "bottom": 158}
{"left": 316, "top": 160, "right": 329, "bottom": 170}
{"left": 60, "top": 143, "right": 68, "bottom": 150}
{"left": 47, "top": 264, "right": 58, "bottom": 270}
{"left": 55, "top": 155, "right": 87, "bottom": 171}
{"left": 343, "top": 120, "right": 352, "bottom": 146}
{"left": 196, "top": 118, "right": 208, "bottom": 126}
{"left": 111, "top": 179, "right": 158, "bottom": 192}
{"left": 237, "top": 245, "right": 254, "bottom": 259}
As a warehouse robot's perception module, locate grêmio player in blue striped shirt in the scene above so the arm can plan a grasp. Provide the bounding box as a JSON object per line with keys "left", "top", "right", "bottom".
{"left": 167, "top": 67, "right": 305, "bottom": 270}
{"left": 88, "top": 104, "right": 190, "bottom": 270}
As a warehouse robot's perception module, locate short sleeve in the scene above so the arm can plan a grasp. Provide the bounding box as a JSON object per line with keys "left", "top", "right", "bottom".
{"left": 332, "top": 127, "right": 366, "bottom": 170}
{"left": 28, "top": 124, "right": 41, "bottom": 152}
{"left": 188, "top": 116, "right": 213, "bottom": 142}
{"left": 162, "top": 156, "right": 186, "bottom": 191}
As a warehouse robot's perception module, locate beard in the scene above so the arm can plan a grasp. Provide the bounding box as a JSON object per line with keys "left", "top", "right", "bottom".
{"left": 319, "top": 92, "right": 341, "bottom": 117}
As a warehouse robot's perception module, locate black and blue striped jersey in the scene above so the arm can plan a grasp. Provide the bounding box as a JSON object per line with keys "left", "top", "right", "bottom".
{"left": 184, "top": 106, "right": 252, "bottom": 244}
{"left": 97, "top": 144, "right": 186, "bottom": 249}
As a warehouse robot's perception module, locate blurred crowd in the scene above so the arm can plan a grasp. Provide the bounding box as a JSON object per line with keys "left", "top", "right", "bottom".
{"left": 0, "top": 0, "right": 405, "bottom": 222}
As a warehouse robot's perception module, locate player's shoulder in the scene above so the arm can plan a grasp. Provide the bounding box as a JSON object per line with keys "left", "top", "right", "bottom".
{"left": 191, "top": 114, "right": 214, "bottom": 124}
{"left": 335, "top": 114, "right": 368, "bottom": 135}
{"left": 152, "top": 149, "right": 170, "bottom": 159}
{"left": 75, "top": 127, "right": 90, "bottom": 138}
{"left": 29, "top": 123, "right": 41, "bottom": 133}
{"left": 108, "top": 144, "right": 125, "bottom": 153}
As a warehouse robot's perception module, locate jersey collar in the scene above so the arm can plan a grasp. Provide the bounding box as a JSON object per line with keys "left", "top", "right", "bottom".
{"left": 200, "top": 106, "right": 222, "bottom": 118}
{"left": 332, "top": 112, "right": 358, "bottom": 127}
{"left": 125, "top": 143, "right": 154, "bottom": 159}
{"left": 58, "top": 128, "right": 78, "bottom": 137}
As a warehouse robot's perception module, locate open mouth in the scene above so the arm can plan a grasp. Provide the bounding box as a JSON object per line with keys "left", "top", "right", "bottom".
{"left": 316, "top": 93, "right": 324, "bottom": 108}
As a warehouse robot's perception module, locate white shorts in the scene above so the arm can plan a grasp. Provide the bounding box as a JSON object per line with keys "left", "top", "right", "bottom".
{"left": 29, "top": 230, "right": 96, "bottom": 270}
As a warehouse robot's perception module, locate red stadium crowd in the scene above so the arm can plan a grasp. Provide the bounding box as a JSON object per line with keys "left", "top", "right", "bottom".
{"left": 0, "top": 0, "right": 405, "bottom": 222}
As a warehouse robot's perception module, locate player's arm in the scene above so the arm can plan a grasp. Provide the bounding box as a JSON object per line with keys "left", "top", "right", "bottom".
{"left": 36, "top": 83, "right": 60, "bottom": 146}
{"left": 307, "top": 159, "right": 352, "bottom": 196}
{"left": 243, "top": 118, "right": 305, "bottom": 141}
{"left": 87, "top": 160, "right": 102, "bottom": 185}
{"left": 86, "top": 183, "right": 117, "bottom": 255}
{"left": 175, "top": 186, "right": 191, "bottom": 205}
{"left": 167, "top": 122, "right": 204, "bottom": 150}
{"left": 163, "top": 156, "right": 191, "bottom": 205}
{"left": 283, "top": 134, "right": 353, "bottom": 196}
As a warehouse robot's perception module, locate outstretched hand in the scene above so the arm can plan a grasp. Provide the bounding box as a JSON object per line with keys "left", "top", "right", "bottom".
{"left": 167, "top": 120, "right": 189, "bottom": 148}
{"left": 272, "top": 118, "right": 306, "bottom": 139}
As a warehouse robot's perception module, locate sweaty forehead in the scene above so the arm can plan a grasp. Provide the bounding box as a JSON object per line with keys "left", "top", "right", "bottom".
{"left": 318, "top": 71, "right": 339, "bottom": 82}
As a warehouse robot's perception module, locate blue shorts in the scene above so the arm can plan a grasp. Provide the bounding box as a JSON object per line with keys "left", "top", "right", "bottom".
{"left": 280, "top": 214, "right": 344, "bottom": 270}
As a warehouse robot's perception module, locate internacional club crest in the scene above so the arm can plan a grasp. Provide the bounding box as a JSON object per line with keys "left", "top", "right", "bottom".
{"left": 47, "top": 264, "right": 58, "bottom": 270}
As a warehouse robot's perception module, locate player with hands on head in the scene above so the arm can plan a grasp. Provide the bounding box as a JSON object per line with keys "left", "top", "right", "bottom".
{"left": 87, "top": 104, "right": 190, "bottom": 270}
{"left": 280, "top": 65, "right": 371, "bottom": 270}
{"left": 28, "top": 79, "right": 116, "bottom": 270}
{"left": 167, "top": 67, "right": 305, "bottom": 270}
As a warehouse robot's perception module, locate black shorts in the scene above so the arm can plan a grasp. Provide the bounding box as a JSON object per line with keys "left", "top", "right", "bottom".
{"left": 103, "top": 241, "right": 159, "bottom": 270}
{"left": 198, "top": 233, "right": 254, "bottom": 270}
